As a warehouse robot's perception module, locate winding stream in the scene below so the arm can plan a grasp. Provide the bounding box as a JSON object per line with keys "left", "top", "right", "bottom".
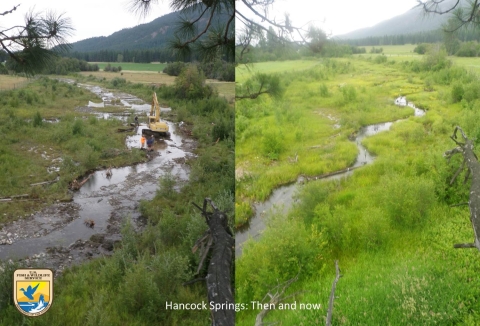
{"left": 235, "top": 98, "right": 425, "bottom": 257}
{"left": 0, "top": 82, "right": 194, "bottom": 272}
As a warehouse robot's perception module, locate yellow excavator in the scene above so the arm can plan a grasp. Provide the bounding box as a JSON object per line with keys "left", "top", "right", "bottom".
{"left": 142, "top": 92, "right": 170, "bottom": 137}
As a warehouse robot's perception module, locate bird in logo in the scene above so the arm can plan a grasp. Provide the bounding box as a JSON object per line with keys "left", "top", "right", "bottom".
{"left": 20, "top": 283, "right": 40, "bottom": 300}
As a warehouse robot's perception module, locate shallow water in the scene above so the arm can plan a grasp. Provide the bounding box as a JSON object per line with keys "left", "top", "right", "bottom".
{"left": 0, "top": 85, "right": 192, "bottom": 263}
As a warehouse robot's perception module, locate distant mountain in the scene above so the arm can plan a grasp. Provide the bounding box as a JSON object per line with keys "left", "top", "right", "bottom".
{"left": 70, "top": 6, "right": 226, "bottom": 52}
{"left": 336, "top": 0, "right": 460, "bottom": 39}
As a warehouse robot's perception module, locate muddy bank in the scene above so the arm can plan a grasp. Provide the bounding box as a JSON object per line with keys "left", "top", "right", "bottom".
{"left": 235, "top": 98, "right": 425, "bottom": 257}
{"left": 0, "top": 83, "right": 195, "bottom": 276}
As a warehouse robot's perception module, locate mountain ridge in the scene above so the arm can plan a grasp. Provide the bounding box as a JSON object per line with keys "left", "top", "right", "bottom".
{"left": 69, "top": 6, "right": 226, "bottom": 53}
{"left": 336, "top": 0, "right": 461, "bottom": 40}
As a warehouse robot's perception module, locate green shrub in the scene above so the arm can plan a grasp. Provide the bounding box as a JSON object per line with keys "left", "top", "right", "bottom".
{"left": 319, "top": 84, "right": 330, "bottom": 97}
{"left": 72, "top": 119, "right": 84, "bottom": 136}
{"left": 451, "top": 82, "right": 464, "bottom": 103}
{"left": 158, "top": 172, "right": 176, "bottom": 200}
{"left": 174, "top": 66, "right": 213, "bottom": 100}
{"left": 163, "top": 61, "right": 187, "bottom": 76}
{"left": 374, "top": 55, "right": 387, "bottom": 64}
{"left": 262, "top": 130, "right": 284, "bottom": 160}
{"left": 378, "top": 174, "right": 435, "bottom": 229}
{"left": 341, "top": 84, "right": 357, "bottom": 102}
{"left": 33, "top": 111, "right": 43, "bottom": 127}
{"left": 236, "top": 216, "right": 326, "bottom": 302}
{"left": 110, "top": 77, "right": 126, "bottom": 87}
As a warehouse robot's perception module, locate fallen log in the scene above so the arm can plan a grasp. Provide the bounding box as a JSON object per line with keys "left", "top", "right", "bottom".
{"left": 30, "top": 178, "right": 58, "bottom": 186}
{"left": 444, "top": 126, "right": 480, "bottom": 251}
{"left": 0, "top": 194, "right": 30, "bottom": 202}
{"left": 303, "top": 166, "right": 361, "bottom": 182}
{"left": 3, "top": 194, "right": 29, "bottom": 199}
{"left": 191, "top": 198, "right": 234, "bottom": 326}
{"left": 117, "top": 127, "right": 135, "bottom": 133}
{"left": 70, "top": 173, "right": 93, "bottom": 190}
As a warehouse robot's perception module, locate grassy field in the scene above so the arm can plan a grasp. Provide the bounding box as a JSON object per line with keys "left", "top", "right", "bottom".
{"left": 0, "top": 75, "right": 30, "bottom": 91}
{"left": 79, "top": 71, "right": 235, "bottom": 102}
{"left": 357, "top": 44, "right": 480, "bottom": 71}
{"left": 236, "top": 49, "right": 480, "bottom": 324}
{"left": 235, "top": 57, "right": 419, "bottom": 226}
{"left": 374, "top": 44, "right": 417, "bottom": 55}
{"left": 93, "top": 62, "right": 167, "bottom": 72}
{"left": 236, "top": 60, "right": 322, "bottom": 83}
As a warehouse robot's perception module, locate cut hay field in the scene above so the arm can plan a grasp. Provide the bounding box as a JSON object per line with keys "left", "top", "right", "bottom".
{"left": 79, "top": 70, "right": 177, "bottom": 84}
{"left": 0, "top": 75, "right": 30, "bottom": 91}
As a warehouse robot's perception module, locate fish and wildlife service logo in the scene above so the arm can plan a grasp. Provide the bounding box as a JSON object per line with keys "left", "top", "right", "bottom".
{"left": 14, "top": 269, "right": 53, "bottom": 317}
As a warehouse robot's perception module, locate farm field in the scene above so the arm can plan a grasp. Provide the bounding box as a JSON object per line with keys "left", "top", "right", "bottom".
{"left": 0, "top": 75, "right": 29, "bottom": 91}
{"left": 236, "top": 49, "right": 480, "bottom": 324}
{"left": 79, "top": 70, "right": 235, "bottom": 101}
{"left": 92, "top": 62, "right": 167, "bottom": 72}
{"left": 236, "top": 59, "right": 322, "bottom": 83}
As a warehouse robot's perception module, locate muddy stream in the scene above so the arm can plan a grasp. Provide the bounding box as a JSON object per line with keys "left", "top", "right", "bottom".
{"left": 235, "top": 98, "right": 425, "bottom": 257}
{"left": 0, "top": 81, "right": 195, "bottom": 275}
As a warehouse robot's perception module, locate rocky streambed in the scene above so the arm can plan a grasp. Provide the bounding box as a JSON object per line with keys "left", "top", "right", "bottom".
{"left": 0, "top": 82, "right": 195, "bottom": 276}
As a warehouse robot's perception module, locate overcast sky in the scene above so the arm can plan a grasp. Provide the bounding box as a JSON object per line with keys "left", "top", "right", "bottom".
{"left": 1, "top": 0, "right": 172, "bottom": 43}
{"left": 237, "top": 0, "right": 422, "bottom": 37}
{"left": 2, "top": 1, "right": 424, "bottom": 44}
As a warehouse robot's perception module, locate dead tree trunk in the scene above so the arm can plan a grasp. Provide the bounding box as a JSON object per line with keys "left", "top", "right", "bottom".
{"left": 444, "top": 126, "right": 480, "bottom": 251}
{"left": 192, "top": 198, "right": 234, "bottom": 326}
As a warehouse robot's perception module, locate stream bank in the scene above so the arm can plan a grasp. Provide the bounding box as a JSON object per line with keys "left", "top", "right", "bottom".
{"left": 0, "top": 81, "right": 195, "bottom": 276}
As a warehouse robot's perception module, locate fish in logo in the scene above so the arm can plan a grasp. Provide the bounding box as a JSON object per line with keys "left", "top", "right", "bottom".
{"left": 14, "top": 269, "right": 53, "bottom": 317}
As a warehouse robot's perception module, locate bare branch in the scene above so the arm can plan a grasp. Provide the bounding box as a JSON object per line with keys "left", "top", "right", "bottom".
{"left": 416, "top": 0, "right": 462, "bottom": 15}
{"left": 417, "top": 0, "right": 480, "bottom": 32}
{"left": 454, "top": 242, "right": 476, "bottom": 248}
{"left": 450, "top": 202, "right": 470, "bottom": 207}
{"left": 0, "top": 4, "right": 20, "bottom": 16}
{"left": 326, "top": 260, "right": 342, "bottom": 326}
{"left": 450, "top": 159, "right": 466, "bottom": 185}
{"left": 255, "top": 273, "right": 301, "bottom": 326}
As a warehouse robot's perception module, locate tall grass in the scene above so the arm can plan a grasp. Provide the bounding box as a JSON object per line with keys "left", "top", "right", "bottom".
{"left": 236, "top": 56, "right": 480, "bottom": 325}
{"left": 235, "top": 58, "right": 417, "bottom": 226}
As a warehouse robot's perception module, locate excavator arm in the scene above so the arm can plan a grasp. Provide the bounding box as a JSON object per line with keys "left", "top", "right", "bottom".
{"left": 144, "top": 92, "right": 169, "bottom": 136}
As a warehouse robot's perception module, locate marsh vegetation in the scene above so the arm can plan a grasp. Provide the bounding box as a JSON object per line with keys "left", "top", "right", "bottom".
{"left": 236, "top": 47, "right": 480, "bottom": 324}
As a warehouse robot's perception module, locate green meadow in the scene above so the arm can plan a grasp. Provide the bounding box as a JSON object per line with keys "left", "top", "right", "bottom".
{"left": 94, "top": 62, "right": 167, "bottom": 72}
{"left": 236, "top": 57, "right": 418, "bottom": 226}
{"left": 236, "top": 49, "right": 480, "bottom": 324}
